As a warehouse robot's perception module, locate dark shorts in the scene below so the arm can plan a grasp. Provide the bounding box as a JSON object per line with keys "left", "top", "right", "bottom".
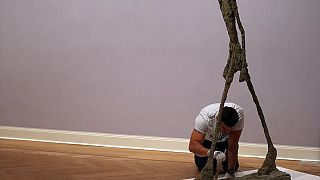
{"left": 194, "top": 139, "right": 239, "bottom": 172}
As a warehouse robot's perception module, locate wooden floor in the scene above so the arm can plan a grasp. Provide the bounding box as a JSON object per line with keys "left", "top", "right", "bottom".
{"left": 0, "top": 139, "right": 319, "bottom": 180}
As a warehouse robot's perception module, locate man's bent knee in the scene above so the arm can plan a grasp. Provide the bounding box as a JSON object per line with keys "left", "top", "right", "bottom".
{"left": 194, "top": 155, "right": 208, "bottom": 171}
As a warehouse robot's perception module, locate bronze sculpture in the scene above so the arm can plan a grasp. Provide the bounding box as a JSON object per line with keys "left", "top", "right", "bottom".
{"left": 195, "top": 0, "right": 291, "bottom": 179}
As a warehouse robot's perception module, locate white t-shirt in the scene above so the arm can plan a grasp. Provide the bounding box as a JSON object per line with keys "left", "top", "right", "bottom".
{"left": 194, "top": 103, "right": 244, "bottom": 142}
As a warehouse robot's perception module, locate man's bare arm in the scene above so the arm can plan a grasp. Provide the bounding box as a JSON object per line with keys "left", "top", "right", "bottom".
{"left": 189, "top": 129, "right": 208, "bottom": 157}
{"left": 227, "top": 129, "right": 242, "bottom": 173}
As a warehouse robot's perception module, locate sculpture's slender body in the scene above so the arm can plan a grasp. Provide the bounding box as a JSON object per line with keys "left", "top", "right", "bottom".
{"left": 195, "top": 0, "right": 290, "bottom": 179}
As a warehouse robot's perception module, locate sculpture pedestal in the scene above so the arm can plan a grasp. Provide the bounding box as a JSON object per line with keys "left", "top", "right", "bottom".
{"left": 236, "top": 170, "right": 290, "bottom": 180}
{"left": 184, "top": 167, "right": 319, "bottom": 180}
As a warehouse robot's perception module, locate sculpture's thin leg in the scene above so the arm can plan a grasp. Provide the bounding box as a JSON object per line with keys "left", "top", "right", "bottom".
{"left": 246, "top": 78, "right": 277, "bottom": 174}
{"left": 195, "top": 75, "right": 234, "bottom": 180}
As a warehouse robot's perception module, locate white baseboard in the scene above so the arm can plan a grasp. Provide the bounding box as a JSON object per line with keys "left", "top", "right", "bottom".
{"left": 0, "top": 126, "right": 319, "bottom": 162}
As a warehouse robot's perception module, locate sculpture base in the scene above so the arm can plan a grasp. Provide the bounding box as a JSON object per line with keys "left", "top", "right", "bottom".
{"left": 184, "top": 167, "right": 319, "bottom": 180}
{"left": 236, "top": 169, "right": 290, "bottom": 179}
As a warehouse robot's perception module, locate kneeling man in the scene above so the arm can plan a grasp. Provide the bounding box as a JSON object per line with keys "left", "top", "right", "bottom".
{"left": 189, "top": 103, "right": 244, "bottom": 178}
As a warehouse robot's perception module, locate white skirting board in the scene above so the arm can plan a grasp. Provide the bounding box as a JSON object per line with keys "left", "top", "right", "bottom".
{"left": 0, "top": 126, "right": 319, "bottom": 162}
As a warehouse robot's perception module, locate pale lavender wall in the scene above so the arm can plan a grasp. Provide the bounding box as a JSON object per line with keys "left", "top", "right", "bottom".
{"left": 0, "top": 0, "right": 319, "bottom": 147}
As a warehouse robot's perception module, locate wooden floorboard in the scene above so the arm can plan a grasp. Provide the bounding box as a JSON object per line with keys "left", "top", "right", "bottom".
{"left": 0, "top": 139, "right": 319, "bottom": 179}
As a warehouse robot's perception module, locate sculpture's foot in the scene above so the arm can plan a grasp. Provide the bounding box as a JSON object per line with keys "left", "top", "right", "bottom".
{"left": 236, "top": 169, "right": 291, "bottom": 180}
{"left": 194, "top": 163, "right": 215, "bottom": 180}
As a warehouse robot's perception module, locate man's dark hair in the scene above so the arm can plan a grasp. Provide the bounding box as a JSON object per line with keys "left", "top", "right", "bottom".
{"left": 221, "top": 107, "right": 239, "bottom": 127}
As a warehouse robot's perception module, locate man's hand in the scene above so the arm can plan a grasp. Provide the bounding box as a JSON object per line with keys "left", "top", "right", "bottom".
{"left": 218, "top": 171, "right": 235, "bottom": 180}
{"left": 213, "top": 151, "right": 227, "bottom": 179}
{"left": 215, "top": 151, "right": 226, "bottom": 163}
{"left": 225, "top": 169, "right": 236, "bottom": 179}
{"left": 224, "top": 172, "right": 235, "bottom": 179}
{"left": 213, "top": 150, "right": 226, "bottom": 162}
